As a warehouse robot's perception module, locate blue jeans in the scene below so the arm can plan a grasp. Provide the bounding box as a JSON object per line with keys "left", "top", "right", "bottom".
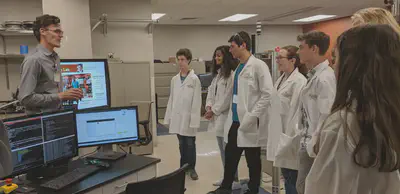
{"left": 177, "top": 134, "right": 196, "bottom": 170}
{"left": 281, "top": 168, "right": 298, "bottom": 194}
{"left": 217, "top": 136, "right": 239, "bottom": 181}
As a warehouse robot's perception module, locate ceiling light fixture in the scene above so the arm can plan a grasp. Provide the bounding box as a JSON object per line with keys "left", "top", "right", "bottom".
{"left": 219, "top": 14, "right": 258, "bottom": 22}
{"left": 152, "top": 13, "right": 166, "bottom": 21}
{"left": 293, "top": 15, "right": 336, "bottom": 22}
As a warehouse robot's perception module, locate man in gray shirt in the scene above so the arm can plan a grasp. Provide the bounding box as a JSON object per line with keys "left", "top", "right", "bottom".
{"left": 18, "top": 14, "right": 83, "bottom": 115}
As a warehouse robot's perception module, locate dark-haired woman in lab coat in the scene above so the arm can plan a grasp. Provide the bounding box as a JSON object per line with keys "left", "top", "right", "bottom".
{"left": 205, "top": 45, "right": 241, "bottom": 190}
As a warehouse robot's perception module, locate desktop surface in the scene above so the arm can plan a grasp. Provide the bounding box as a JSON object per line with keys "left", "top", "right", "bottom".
{"left": 12, "top": 154, "right": 160, "bottom": 194}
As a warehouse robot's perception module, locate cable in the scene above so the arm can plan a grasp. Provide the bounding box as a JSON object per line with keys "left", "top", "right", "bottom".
{"left": 118, "top": 145, "right": 128, "bottom": 154}
{"left": 79, "top": 146, "right": 101, "bottom": 159}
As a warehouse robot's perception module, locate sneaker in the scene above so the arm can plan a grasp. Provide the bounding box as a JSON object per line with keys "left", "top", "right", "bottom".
{"left": 232, "top": 181, "right": 242, "bottom": 190}
{"left": 213, "top": 179, "right": 223, "bottom": 186}
{"left": 207, "top": 188, "right": 232, "bottom": 194}
{"left": 188, "top": 169, "right": 199, "bottom": 180}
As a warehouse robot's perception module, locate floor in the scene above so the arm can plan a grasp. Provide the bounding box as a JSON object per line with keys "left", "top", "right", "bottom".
{"left": 151, "top": 124, "right": 283, "bottom": 194}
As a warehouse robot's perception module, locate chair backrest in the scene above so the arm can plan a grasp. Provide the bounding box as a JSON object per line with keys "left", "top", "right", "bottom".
{"left": 125, "top": 164, "right": 189, "bottom": 194}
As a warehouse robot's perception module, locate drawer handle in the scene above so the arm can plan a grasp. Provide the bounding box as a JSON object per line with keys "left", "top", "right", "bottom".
{"left": 115, "top": 182, "right": 129, "bottom": 189}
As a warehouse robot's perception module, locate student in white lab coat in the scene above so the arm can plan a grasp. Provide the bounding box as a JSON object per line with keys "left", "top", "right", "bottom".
{"left": 205, "top": 45, "right": 241, "bottom": 189}
{"left": 164, "top": 48, "right": 202, "bottom": 180}
{"left": 208, "top": 31, "right": 282, "bottom": 194}
{"left": 295, "top": 31, "right": 336, "bottom": 194}
{"left": 273, "top": 45, "right": 306, "bottom": 194}
{"left": 305, "top": 24, "right": 400, "bottom": 194}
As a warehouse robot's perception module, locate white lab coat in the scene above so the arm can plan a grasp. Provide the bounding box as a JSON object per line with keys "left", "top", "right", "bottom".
{"left": 164, "top": 70, "right": 202, "bottom": 137}
{"left": 223, "top": 55, "right": 282, "bottom": 161}
{"left": 298, "top": 60, "right": 336, "bottom": 157}
{"left": 305, "top": 109, "right": 400, "bottom": 194}
{"left": 273, "top": 68, "right": 307, "bottom": 170}
{"left": 206, "top": 71, "right": 233, "bottom": 137}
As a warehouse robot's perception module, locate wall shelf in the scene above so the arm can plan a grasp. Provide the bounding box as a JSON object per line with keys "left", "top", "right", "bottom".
{"left": 0, "top": 54, "right": 25, "bottom": 59}
{"left": 0, "top": 30, "right": 34, "bottom": 91}
{"left": 0, "top": 30, "right": 33, "bottom": 37}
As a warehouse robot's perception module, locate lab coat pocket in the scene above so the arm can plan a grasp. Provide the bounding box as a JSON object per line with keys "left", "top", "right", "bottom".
{"left": 274, "top": 133, "right": 301, "bottom": 170}
{"left": 239, "top": 113, "right": 258, "bottom": 133}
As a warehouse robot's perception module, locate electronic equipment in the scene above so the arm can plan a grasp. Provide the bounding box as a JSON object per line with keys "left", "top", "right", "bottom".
{"left": 0, "top": 179, "right": 18, "bottom": 194}
{"left": 75, "top": 106, "right": 139, "bottom": 148}
{"left": 40, "top": 165, "right": 100, "bottom": 190}
{"left": 60, "top": 59, "right": 111, "bottom": 110}
{"left": 197, "top": 73, "right": 213, "bottom": 88}
{"left": 2, "top": 111, "right": 78, "bottom": 179}
{"left": 86, "top": 151, "right": 126, "bottom": 161}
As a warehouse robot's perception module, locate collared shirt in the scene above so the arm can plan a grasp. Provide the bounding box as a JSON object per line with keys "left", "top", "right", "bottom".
{"left": 232, "top": 63, "right": 245, "bottom": 122}
{"left": 18, "top": 44, "right": 62, "bottom": 115}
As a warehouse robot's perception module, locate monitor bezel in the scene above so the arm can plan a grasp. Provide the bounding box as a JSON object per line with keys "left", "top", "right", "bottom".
{"left": 60, "top": 58, "right": 111, "bottom": 111}
{"left": 1, "top": 110, "right": 78, "bottom": 178}
{"left": 74, "top": 106, "right": 140, "bottom": 148}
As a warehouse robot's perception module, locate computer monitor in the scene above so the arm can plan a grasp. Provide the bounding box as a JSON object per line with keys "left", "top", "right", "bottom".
{"left": 60, "top": 59, "right": 111, "bottom": 110}
{"left": 75, "top": 106, "right": 139, "bottom": 148}
{"left": 2, "top": 110, "right": 78, "bottom": 178}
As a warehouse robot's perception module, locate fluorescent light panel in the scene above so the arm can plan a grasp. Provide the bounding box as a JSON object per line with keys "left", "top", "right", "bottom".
{"left": 152, "top": 13, "right": 166, "bottom": 21}
{"left": 293, "top": 15, "right": 336, "bottom": 22}
{"left": 219, "top": 14, "right": 258, "bottom": 22}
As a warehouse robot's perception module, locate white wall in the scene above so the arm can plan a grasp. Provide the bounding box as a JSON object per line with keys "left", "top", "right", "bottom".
{"left": 153, "top": 25, "right": 303, "bottom": 61}
{"left": 0, "top": 0, "right": 43, "bottom": 101}
{"left": 90, "top": 0, "right": 153, "bottom": 62}
{"left": 42, "top": 0, "right": 93, "bottom": 58}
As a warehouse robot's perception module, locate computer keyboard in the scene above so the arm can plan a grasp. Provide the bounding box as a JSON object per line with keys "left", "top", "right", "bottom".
{"left": 40, "top": 165, "right": 101, "bottom": 190}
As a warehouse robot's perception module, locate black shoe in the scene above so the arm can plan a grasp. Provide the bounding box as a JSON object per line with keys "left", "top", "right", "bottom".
{"left": 188, "top": 169, "right": 199, "bottom": 180}
{"left": 243, "top": 189, "right": 258, "bottom": 194}
{"left": 207, "top": 188, "right": 232, "bottom": 194}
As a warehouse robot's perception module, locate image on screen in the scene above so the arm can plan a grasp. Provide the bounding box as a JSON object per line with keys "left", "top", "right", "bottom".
{"left": 60, "top": 59, "right": 110, "bottom": 110}
{"left": 3, "top": 111, "right": 77, "bottom": 177}
{"left": 76, "top": 108, "right": 139, "bottom": 147}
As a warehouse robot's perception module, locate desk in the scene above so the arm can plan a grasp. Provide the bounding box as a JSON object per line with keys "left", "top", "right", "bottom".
{"left": 12, "top": 155, "right": 160, "bottom": 194}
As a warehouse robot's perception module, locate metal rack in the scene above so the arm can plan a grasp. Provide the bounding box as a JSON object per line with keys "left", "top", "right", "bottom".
{"left": 91, "top": 14, "right": 156, "bottom": 36}
{"left": 0, "top": 30, "right": 33, "bottom": 89}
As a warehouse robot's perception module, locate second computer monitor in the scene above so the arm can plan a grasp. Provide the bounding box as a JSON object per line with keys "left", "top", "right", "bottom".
{"left": 75, "top": 106, "right": 139, "bottom": 148}
{"left": 2, "top": 110, "right": 78, "bottom": 177}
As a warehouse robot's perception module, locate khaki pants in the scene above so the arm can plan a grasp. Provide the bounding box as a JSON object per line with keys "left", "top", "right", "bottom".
{"left": 296, "top": 146, "right": 314, "bottom": 194}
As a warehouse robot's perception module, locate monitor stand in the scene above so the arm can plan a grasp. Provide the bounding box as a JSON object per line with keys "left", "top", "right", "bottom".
{"left": 87, "top": 144, "right": 127, "bottom": 161}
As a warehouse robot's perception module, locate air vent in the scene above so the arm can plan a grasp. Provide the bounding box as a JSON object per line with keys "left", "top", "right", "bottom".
{"left": 261, "top": 6, "right": 322, "bottom": 22}
{"left": 180, "top": 17, "right": 199, "bottom": 21}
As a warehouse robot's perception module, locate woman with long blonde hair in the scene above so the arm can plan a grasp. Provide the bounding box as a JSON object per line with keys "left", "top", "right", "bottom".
{"left": 352, "top": 7, "right": 400, "bottom": 34}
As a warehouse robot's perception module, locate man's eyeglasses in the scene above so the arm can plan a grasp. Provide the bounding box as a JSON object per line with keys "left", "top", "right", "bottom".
{"left": 45, "top": 28, "right": 64, "bottom": 35}
{"left": 276, "top": 56, "right": 289, "bottom": 60}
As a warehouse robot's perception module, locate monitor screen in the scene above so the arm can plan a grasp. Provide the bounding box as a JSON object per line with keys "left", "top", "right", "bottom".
{"left": 75, "top": 107, "right": 139, "bottom": 148}
{"left": 3, "top": 111, "right": 77, "bottom": 177}
{"left": 60, "top": 59, "right": 111, "bottom": 110}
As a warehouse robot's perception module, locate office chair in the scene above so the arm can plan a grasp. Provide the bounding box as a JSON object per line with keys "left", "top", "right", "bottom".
{"left": 125, "top": 164, "right": 189, "bottom": 194}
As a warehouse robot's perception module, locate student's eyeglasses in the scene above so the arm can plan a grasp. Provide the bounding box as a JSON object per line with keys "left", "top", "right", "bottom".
{"left": 45, "top": 28, "right": 64, "bottom": 35}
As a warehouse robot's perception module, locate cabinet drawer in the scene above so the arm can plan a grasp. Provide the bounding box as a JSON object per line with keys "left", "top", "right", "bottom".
{"left": 85, "top": 186, "right": 103, "bottom": 194}
{"left": 102, "top": 172, "right": 138, "bottom": 194}
{"left": 137, "top": 165, "right": 157, "bottom": 181}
